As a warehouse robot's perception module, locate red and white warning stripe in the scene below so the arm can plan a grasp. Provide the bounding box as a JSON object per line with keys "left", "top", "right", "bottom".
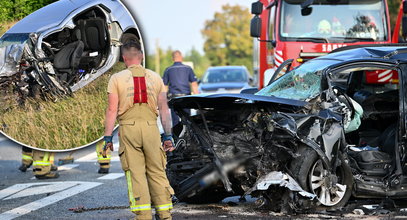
{"left": 274, "top": 50, "right": 283, "bottom": 68}
{"left": 377, "top": 69, "right": 392, "bottom": 82}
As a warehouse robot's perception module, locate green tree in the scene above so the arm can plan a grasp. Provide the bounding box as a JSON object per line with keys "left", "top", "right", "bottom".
{"left": 388, "top": 0, "right": 401, "bottom": 33}
{"left": 145, "top": 47, "right": 173, "bottom": 76}
{"left": 202, "top": 4, "right": 253, "bottom": 73}
{"left": 184, "top": 47, "right": 210, "bottom": 78}
{"left": 146, "top": 47, "right": 211, "bottom": 79}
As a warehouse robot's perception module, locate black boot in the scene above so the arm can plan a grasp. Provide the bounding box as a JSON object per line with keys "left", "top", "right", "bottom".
{"left": 35, "top": 171, "right": 60, "bottom": 179}
{"left": 51, "top": 165, "right": 58, "bottom": 171}
{"left": 98, "top": 167, "right": 109, "bottom": 174}
{"left": 18, "top": 164, "right": 29, "bottom": 172}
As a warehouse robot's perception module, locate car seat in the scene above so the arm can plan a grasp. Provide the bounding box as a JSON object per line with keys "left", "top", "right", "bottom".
{"left": 53, "top": 41, "right": 84, "bottom": 85}
{"left": 377, "top": 123, "right": 397, "bottom": 155}
{"left": 77, "top": 18, "right": 107, "bottom": 69}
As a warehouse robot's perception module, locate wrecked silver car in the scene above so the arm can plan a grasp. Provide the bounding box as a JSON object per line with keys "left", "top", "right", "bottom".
{"left": 0, "top": 0, "right": 141, "bottom": 107}
{"left": 168, "top": 44, "right": 407, "bottom": 212}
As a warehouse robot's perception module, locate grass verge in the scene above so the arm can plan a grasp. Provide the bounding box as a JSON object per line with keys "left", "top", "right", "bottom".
{"left": 0, "top": 62, "right": 125, "bottom": 150}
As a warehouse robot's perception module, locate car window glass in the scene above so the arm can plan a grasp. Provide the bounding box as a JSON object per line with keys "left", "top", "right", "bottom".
{"left": 256, "top": 59, "right": 334, "bottom": 101}
{"left": 203, "top": 69, "right": 247, "bottom": 83}
{"left": 329, "top": 67, "right": 399, "bottom": 95}
{"left": 0, "top": 33, "right": 30, "bottom": 47}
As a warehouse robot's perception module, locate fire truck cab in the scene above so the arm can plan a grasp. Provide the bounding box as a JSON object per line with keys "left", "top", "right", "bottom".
{"left": 251, "top": 0, "right": 407, "bottom": 89}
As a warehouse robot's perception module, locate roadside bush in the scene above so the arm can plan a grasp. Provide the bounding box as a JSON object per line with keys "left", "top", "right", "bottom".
{"left": 0, "top": 0, "right": 57, "bottom": 23}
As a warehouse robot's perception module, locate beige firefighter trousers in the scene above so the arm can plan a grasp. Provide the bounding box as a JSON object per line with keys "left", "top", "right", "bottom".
{"left": 118, "top": 103, "right": 174, "bottom": 220}
{"left": 22, "top": 148, "right": 33, "bottom": 166}
{"left": 33, "top": 150, "right": 55, "bottom": 176}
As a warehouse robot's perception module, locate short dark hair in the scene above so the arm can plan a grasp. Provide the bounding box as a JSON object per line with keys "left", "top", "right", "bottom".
{"left": 121, "top": 41, "right": 143, "bottom": 54}
{"left": 121, "top": 41, "right": 143, "bottom": 58}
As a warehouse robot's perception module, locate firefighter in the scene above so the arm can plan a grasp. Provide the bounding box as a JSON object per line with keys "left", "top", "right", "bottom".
{"left": 96, "top": 139, "right": 111, "bottom": 173}
{"left": 103, "top": 41, "right": 174, "bottom": 220}
{"left": 19, "top": 146, "right": 33, "bottom": 172}
{"left": 33, "top": 150, "right": 59, "bottom": 179}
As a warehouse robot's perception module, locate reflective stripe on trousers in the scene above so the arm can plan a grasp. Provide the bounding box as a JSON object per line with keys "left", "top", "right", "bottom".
{"left": 22, "top": 155, "right": 33, "bottom": 160}
{"left": 33, "top": 152, "right": 51, "bottom": 166}
{"left": 155, "top": 203, "right": 173, "bottom": 211}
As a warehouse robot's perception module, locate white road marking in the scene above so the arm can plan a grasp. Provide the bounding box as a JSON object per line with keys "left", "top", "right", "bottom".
{"left": 75, "top": 151, "right": 97, "bottom": 162}
{"left": 58, "top": 164, "right": 79, "bottom": 171}
{"left": 0, "top": 181, "right": 101, "bottom": 220}
{"left": 0, "top": 183, "right": 43, "bottom": 200}
{"left": 98, "top": 173, "right": 124, "bottom": 180}
{"left": 76, "top": 152, "right": 119, "bottom": 162}
{"left": 4, "top": 182, "right": 78, "bottom": 200}
{"left": 97, "top": 173, "right": 124, "bottom": 180}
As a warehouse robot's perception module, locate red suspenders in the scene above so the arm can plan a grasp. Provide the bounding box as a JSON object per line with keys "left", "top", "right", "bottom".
{"left": 133, "top": 77, "right": 148, "bottom": 104}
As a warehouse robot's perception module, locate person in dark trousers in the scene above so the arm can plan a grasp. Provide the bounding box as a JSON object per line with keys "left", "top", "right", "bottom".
{"left": 162, "top": 50, "right": 199, "bottom": 127}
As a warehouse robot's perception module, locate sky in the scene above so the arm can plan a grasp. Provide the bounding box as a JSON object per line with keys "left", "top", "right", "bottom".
{"left": 123, "top": 0, "right": 253, "bottom": 55}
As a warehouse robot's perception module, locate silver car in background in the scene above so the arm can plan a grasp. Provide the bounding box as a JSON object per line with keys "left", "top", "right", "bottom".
{"left": 199, "top": 66, "right": 253, "bottom": 94}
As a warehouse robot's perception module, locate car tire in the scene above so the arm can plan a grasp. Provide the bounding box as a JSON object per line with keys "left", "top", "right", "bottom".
{"left": 290, "top": 146, "right": 353, "bottom": 209}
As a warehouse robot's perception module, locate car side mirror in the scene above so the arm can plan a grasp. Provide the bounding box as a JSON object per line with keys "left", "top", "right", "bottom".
{"left": 251, "top": 1, "right": 263, "bottom": 15}
{"left": 251, "top": 16, "right": 262, "bottom": 38}
{"left": 301, "top": 7, "right": 312, "bottom": 16}
{"left": 403, "top": 16, "right": 407, "bottom": 38}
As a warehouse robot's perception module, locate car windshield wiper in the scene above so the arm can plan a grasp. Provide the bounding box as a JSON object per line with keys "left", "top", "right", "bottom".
{"left": 295, "top": 37, "right": 328, "bottom": 43}
{"left": 329, "top": 37, "right": 376, "bottom": 43}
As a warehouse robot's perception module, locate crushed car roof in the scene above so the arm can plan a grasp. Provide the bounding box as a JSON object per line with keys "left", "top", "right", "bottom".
{"left": 324, "top": 44, "right": 407, "bottom": 63}
{"left": 6, "top": 0, "right": 91, "bottom": 34}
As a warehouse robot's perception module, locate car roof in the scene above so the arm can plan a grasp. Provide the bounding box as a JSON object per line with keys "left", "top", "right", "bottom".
{"left": 319, "top": 44, "right": 407, "bottom": 63}
{"left": 6, "top": 0, "right": 93, "bottom": 34}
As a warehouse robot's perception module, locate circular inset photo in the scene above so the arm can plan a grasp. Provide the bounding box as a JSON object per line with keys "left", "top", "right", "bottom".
{"left": 0, "top": 0, "right": 144, "bottom": 151}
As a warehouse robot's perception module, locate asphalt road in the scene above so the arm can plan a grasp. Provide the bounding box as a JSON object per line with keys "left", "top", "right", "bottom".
{"left": 1, "top": 133, "right": 407, "bottom": 220}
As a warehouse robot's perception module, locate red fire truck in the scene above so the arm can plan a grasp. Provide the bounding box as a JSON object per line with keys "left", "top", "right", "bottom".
{"left": 251, "top": 0, "right": 407, "bottom": 89}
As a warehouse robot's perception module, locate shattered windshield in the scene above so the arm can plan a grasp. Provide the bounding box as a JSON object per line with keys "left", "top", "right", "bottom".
{"left": 279, "top": 0, "right": 387, "bottom": 42}
{"left": 0, "top": 33, "right": 30, "bottom": 48}
{"left": 256, "top": 59, "right": 335, "bottom": 101}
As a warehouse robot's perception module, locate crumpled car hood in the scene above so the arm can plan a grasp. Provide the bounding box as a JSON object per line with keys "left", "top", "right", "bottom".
{"left": 0, "top": 44, "right": 25, "bottom": 77}
{"left": 170, "top": 93, "right": 307, "bottom": 110}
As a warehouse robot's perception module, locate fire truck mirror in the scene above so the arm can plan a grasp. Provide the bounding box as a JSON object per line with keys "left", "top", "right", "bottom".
{"left": 251, "top": 1, "right": 263, "bottom": 15}
{"left": 403, "top": 1, "right": 407, "bottom": 14}
{"left": 251, "top": 16, "right": 262, "bottom": 38}
{"left": 403, "top": 16, "right": 407, "bottom": 38}
{"left": 301, "top": 7, "right": 312, "bottom": 16}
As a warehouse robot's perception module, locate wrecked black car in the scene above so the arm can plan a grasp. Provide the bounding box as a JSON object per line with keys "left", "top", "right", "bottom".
{"left": 0, "top": 0, "right": 141, "bottom": 107}
{"left": 168, "top": 44, "right": 407, "bottom": 212}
